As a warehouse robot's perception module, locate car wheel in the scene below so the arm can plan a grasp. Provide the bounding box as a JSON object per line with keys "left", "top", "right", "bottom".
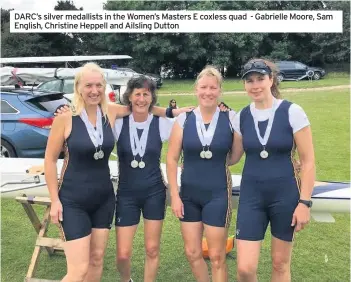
{"left": 313, "top": 72, "right": 321, "bottom": 80}
{"left": 277, "top": 73, "right": 284, "bottom": 83}
{"left": 0, "top": 139, "right": 17, "bottom": 158}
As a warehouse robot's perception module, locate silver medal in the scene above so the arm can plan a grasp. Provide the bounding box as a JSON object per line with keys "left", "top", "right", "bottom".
{"left": 138, "top": 161, "right": 146, "bottom": 169}
{"left": 129, "top": 114, "right": 153, "bottom": 170}
{"left": 81, "top": 107, "right": 104, "bottom": 161}
{"left": 93, "top": 152, "right": 99, "bottom": 160}
{"left": 194, "top": 107, "right": 219, "bottom": 162}
{"left": 98, "top": 149, "right": 104, "bottom": 159}
{"left": 131, "top": 160, "right": 139, "bottom": 168}
{"left": 205, "top": 150, "right": 213, "bottom": 159}
{"left": 250, "top": 98, "right": 278, "bottom": 160}
{"left": 260, "top": 150, "right": 269, "bottom": 159}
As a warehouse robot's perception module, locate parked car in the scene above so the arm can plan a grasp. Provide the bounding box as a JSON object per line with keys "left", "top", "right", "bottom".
{"left": 145, "top": 72, "right": 163, "bottom": 88}
{"left": 1, "top": 88, "right": 69, "bottom": 158}
{"left": 275, "top": 61, "right": 326, "bottom": 82}
{"left": 36, "top": 78, "right": 124, "bottom": 103}
{"left": 117, "top": 67, "right": 163, "bottom": 88}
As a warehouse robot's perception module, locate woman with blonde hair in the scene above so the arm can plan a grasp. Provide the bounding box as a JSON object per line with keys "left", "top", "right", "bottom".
{"left": 230, "top": 58, "right": 315, "bottom": 282}
{"left": 45, "top": 62, "right": 118, "bottom": 282}
{"left": 167, "top": 66, "right": 236, "bottom": 282}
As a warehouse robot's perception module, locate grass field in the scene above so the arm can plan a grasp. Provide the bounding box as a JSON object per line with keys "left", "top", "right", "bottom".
{"left": 158, "top": 72, "right": 350, "bottom": 94}
{"left": 1, "top": 88, "right": 350, "bottom": 281}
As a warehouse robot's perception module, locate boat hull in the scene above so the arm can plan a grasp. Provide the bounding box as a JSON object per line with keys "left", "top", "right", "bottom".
{"left": 1, "top": 158, "right": 350, "bottom": 221}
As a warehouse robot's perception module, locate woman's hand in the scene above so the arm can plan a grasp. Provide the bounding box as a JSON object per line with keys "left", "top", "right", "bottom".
{"left": 54, "top": 105, "right": 71, "bottom": 116}
{"left": 295, "top": 159, "right": 302, "bottom": 173}
{"left": 172, "top": 106, "right": 195, "bottom": 117}
{"left": 218, "top": 102, "right": 231, "bottom": 112}
{"left": 50, "top": 199, "right": 63, "bottom": 224}
{"left": 291, "top": 203, "right": 310, "bottom": 232}
{"left": 171, "top": 194, "right": 184, "bottom": 219}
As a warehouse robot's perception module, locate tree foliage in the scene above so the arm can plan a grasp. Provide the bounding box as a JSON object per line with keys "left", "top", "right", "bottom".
{"left": 1, "top": 0, "right": 349, "bottom": 77}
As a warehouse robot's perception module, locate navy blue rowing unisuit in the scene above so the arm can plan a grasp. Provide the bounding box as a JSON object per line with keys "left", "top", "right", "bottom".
{"left": 58, "top": 115, "right": 115, "bottom": 241}
{"left": 179, "top": 111, "right": 234, "bottom": 228}
{"left": 115, "top": 115, "right": 166, "bottom": 226}
{"left": 235, "top": 100, "right": 301, "bottom": 242}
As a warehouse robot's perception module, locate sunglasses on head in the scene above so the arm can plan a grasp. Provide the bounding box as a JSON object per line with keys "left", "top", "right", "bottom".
{"left": 243, "top": 61, "right": 271, "bottom": 71}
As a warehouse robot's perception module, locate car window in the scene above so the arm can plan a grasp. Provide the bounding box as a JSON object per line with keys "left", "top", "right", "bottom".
{"left": 62, "top": 80, "right": 111, "bottom": 94}
{"left": 25, "top": 94, "right": 69, "bottom": 113}
{"left": 294, "top": 62, "right": 306, "bottom": 69}
{"left": 119, "top": 68, "right": 137, "bottom": 73}
{"left": 63, "top": 80, "right": 74, "bottom": 93}
{"left": 106, "top": 84, "right": 113, "bottom": 92}
{"left": 111, "top": 84, "right": 120, "bottom": 90}
{"left": 276, "top": 62, "right": 288, "bottom": 69}
{"left": 1, "top": 100, "right": 19, "bottom": 114}
{"left": 38, "top": 80, "right": 62, "bottom": 92}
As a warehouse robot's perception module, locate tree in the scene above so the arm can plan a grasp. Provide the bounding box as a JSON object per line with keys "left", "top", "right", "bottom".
{"left": 1, "top": 1, "right": 81, "bottom": 63}
{"left": 1, "top": 0, "right": 349, "bottom": 75}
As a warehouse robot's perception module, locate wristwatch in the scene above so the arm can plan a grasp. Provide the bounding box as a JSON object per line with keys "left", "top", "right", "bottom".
{"left": 298, "top": 199, "right": 313, "bottom": 208}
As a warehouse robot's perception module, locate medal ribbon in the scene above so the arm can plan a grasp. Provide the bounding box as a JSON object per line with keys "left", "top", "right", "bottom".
{"left": 129, "top": 114, "right": 153, "bottom": 158}
{"left": 250, "top": 97, "right": 278, "bottom": 147}
{"left": 194, "top": 107, "right": 220, "bottom": 148}
{"left": 80, "top": 106, "right": 104, "bottom": 148}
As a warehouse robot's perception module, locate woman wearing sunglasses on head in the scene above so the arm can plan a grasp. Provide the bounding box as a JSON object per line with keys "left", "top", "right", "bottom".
{"left": 229, "top": 59, "right": 315, "bottom": 282}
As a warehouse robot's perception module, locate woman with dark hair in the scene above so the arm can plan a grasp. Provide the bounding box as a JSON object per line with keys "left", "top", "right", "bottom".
{"left": 113, "top": 75, "right": 192, "bottom": 282}
{"left": 169, "top": 99, "right": 178, "bottom": 109}
{"left": 229, "top": 59, "right": 315, "bottom": 282}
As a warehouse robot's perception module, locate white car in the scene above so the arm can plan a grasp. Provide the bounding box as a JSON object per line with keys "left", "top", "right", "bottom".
{"left": 37, "top": 78, "right": 127, "bottom": 104}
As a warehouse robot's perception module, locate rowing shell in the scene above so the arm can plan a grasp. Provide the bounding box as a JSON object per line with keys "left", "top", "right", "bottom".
{"left": 1, "top": 158, "right": 349, "bottom": 222}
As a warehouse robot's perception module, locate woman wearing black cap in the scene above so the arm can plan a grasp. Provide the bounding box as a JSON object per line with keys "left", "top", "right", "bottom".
{"left": 228, "top": 59, "right": 315, "bottom": 282}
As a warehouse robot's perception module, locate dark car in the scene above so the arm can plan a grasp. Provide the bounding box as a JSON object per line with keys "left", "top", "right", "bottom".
{"left": 1, "top": 88, "right": 69, "bottom": 158}
{"left": 275, "top": 61, "right": 326, "bottom": 82}
{"left": 145, "top": 72, "right": 163, "bottom": 88}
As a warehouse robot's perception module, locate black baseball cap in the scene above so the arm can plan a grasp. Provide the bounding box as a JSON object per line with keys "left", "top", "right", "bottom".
{"left": 241, "top": 61, "right": 272, "bottom": 79}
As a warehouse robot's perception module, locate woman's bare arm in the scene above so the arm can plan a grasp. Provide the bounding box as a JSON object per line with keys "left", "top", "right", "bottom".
{"left": 166, "top": 122, "right": 183, "bottom": 196}
{"left": 294, "top": 126, "right": 315, "bottom": 200}
{"left": 228, "top": 132, "right": 244, "bottom": 166}
{"left": 44, "top": 115, "right": 67, "bottom": 202}
{"left": 152, "top": 106, "right": 195, "bottom": 118}
{"left": 107, "top": 103, "right": 131, "bottom": 120}
{"left": 166, "top": 121, "right": 185, "bottom": 218}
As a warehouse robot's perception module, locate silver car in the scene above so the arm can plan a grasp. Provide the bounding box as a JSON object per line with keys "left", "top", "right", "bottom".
{"left": 37, "top": 78, "right": 126, "bottom": 104}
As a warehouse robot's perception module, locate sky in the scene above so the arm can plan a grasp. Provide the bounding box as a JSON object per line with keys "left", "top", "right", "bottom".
{"left": 1, "top": 0, "right": 106, "bottom": 11}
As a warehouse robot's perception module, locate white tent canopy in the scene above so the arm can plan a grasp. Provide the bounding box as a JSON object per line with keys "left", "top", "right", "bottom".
{"left": 0, "top": 66, "right": 135, "bottom": 86}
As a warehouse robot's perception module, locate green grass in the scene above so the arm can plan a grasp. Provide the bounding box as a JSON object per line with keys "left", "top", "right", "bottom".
{"left": 158, "top": 72, "right": 350, "bottom": 94}
{"left": 1, "top": 88, "right": 350, "bottom": 281}
{"left": 157, "top": 89, "right": 350, "bottom": 181}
